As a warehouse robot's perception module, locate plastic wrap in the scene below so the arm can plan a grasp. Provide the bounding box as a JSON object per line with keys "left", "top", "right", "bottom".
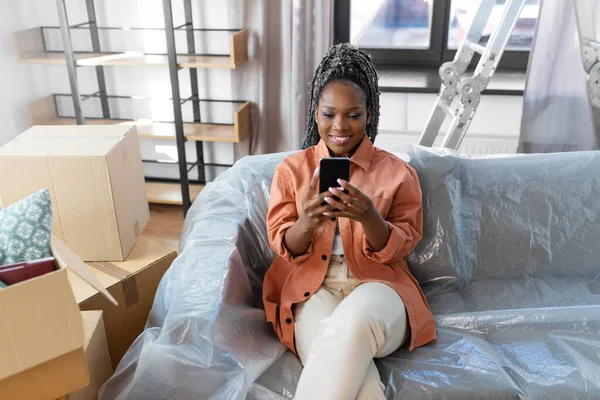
{"left": 408, "top": 147, "right": 600, "bottom": 315}
{"left": 100, "top": 147, "right": 600, "bottom": 399}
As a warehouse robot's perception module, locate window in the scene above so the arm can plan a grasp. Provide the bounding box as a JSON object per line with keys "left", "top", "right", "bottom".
{"left": 335, "top": 0, "right": 540, "bottom": 70}
{"left": 350, "top": 0, "right": 433, "bottom": 49}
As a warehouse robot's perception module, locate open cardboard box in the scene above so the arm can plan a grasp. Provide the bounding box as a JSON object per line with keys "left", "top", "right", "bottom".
{"left": 68, "top": 237, "right": 177, "bottom": 368}
{"left": 0, "top": 237, "right": 117, "bottom": 400}
{"left": 67, "top": 311, "right": 114, "bottom": 400}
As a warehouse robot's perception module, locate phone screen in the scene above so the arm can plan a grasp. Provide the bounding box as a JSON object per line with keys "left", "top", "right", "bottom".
{"left": 319, "top": 158, "right": 350, "bottom": 205}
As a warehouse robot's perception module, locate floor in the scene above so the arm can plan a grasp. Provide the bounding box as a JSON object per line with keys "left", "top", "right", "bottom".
{"left": 142, "top": 204, "right": 185, "bottom": 251}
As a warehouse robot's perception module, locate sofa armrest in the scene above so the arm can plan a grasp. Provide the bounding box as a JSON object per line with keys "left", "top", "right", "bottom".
{"left": 100, "top": 154, "right": 288, "bottom": 399}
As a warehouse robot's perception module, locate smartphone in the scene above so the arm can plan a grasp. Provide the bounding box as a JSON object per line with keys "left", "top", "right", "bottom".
{"left": 320, "top": 157, "right": 350, "bottom": 206}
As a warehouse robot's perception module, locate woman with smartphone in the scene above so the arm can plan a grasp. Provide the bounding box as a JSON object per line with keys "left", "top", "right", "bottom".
{"left": 263, "top": 43, "right": 436, "bottom": 399}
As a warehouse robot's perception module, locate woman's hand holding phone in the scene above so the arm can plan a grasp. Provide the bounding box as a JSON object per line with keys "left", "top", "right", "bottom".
{"left": 298, "top": 167, "right": 333, "bottom": 231}
{"left": 324, "top": 179, "right": 391, "bottom": 252}
{"left": 282, "top": 167, "right": 334, "bottom": 257}
{"left": 323, "top": 179, "right": 375, "bottom": 223}
{"left": 284, "top": 170, "right": 390, "bottom": 255}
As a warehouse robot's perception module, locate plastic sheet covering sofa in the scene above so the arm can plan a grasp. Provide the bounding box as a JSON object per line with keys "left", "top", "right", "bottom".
{"left": 99, "top": 146, "right": 600, "bottom": 399}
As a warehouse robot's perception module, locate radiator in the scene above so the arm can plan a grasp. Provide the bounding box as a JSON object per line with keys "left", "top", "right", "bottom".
{"left": 376, "top": 130, "right": 519, "bottom": 155}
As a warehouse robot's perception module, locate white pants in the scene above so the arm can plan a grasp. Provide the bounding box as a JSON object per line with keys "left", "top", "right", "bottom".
{"left": 294, "top": 255, "right": 409, "bottom": 400}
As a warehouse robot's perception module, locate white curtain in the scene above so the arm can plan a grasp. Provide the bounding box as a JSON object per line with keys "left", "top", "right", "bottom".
{"left": 228, "top": 0, "right": 333, "bottom": 156}
{"left": 518, "top": 0, "right": 600, "bottom": 152}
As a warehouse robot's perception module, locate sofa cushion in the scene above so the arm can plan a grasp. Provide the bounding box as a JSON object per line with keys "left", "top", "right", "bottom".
{"left": 424, "top": 274, "right": 600, "bottom": 315}
{"left": 378, "top": 305, "right": 600, "bottom": 399}
{"left": 408, "top": 148, "right": 600, "bottom": 287}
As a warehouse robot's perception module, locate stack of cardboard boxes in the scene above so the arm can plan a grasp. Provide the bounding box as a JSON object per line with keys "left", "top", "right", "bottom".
{"left": 0, "top": 125, "right": 177, "bottom": 399}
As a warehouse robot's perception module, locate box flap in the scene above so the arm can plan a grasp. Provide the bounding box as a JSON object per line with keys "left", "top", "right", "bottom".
{"left": 0, "top": 269, "right": 83, "bottom": 381}
{"left": 67, "top": 268, "right": 119, "bottom": 304}
{"left": 0, "top": 125, "right": 135, "bottom": 158}
{"left": 81, "top": 310, "right": 103, "bottom": 348}
{"left": 109, "top": 237, "right": 175, "bottom": 275}
{"left": 0, "top": 139, "right": 62, "bottom": 157}
{"left": 20, "top": 125, "right": 133, "bottom": 139}
{"left": 105, "top": 127, "right": 150, "bottom": 259}
{"left": 68, "top": 310, "right": 113, "bottom": 400}
{"left": 52, "top": 237, "right": 118, "bottom": 306}
{"left": 0, "top": 348, "right": 89, "bottom": 400}
{"left": 67, "top": 237, "right": 175, "bottom": 304}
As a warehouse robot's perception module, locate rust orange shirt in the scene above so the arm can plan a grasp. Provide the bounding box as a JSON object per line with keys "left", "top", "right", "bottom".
{"left": 263, "top": 137, "right": 437, "bottom": 354}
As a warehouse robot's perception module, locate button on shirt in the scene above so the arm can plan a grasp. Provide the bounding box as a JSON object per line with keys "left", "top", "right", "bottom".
{"left": 262, "top": 137, "right": 437, "bottom": 355}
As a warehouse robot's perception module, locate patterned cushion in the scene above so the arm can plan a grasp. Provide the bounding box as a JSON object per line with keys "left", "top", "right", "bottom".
{"left": 0, "top": 189, "right": 52, "bottom": 266}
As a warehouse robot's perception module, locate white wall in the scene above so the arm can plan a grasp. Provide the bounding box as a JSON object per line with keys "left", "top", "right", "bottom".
{"left": 2, "top": 0, "right": 523, "bottom": 157}
{"left": 377, "top": 92, "right": 523, "bottom": 155}
{"left": 9, "top": 0, "right": 236, "bottom": 164}
{"left": 0, "top": 0, "right": 51, "bottom": 146}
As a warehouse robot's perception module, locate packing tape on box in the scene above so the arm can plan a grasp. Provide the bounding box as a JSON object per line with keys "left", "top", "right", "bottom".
{"left": 89, "top": 262, "right": 140, "bottom": 308}
{"left": 121, "top": 276, "right": 139, "bottom": 308}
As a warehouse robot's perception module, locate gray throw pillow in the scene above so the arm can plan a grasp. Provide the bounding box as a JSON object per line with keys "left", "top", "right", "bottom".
{"left": 0, "top": 189, "right": 52, "bottom": 266}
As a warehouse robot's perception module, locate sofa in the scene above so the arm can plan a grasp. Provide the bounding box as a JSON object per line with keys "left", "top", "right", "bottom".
{"left": 99, "top": 146, "right": 600, "bottom": 399}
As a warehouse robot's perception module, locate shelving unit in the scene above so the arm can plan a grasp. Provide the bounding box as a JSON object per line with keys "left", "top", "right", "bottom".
{"left": 145, "top": 181, "right": 204, "bottom": 205}
{"left": 13, "top": 26, "right": 248, "bottom": 69}
{"left": 15, "top": 0, "right": 252, "bottom": 215}
{"left": 27, "top": 95, "right": 252, "bottom": 143}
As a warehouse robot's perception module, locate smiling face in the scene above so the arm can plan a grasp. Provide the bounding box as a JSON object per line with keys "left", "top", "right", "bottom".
{"left": 315, "top": 80, "right": 371, "bottom": 157}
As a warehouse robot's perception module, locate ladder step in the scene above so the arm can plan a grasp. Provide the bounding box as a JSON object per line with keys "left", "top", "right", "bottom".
{"left": 465, "top": 40, "right": 486, "bottom": 55}
{"left": 440, "top": 102, "right": 455, "bottom": 117}
{"left": 584, "top": 39, "right": 600, "bottom": 51}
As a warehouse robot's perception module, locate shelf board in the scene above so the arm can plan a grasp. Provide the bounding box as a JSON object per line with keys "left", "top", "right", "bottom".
{"left": 178, "top": 55, "right": 243, "bottom": 69}
{"left": 38, "top": 117, "right": 244, "bottom": 143}
{"left": 27, "top": 96, "right": 252, "bottom": 143}
{"left": 145, "top": 181, "right": 204, "bottom": 205}
{"left": 77, "top": 53, "right": 242, "bottom": 69}
{"left": 14, "top": 28, "right": 248, "bottom": 69}
{"left": 18, "top": 52, "right": 242, "bottom": 69}
{"left": 16, "top": 51, "right": 104, "bottom": 65}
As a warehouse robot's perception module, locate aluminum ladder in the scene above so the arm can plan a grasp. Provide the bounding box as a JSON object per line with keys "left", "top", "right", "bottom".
{"left": 419, "top": 0, "right": 528, "bottom": 150}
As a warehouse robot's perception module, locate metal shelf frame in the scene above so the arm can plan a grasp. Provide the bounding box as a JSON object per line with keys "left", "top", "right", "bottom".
{"left": 54, "top": 0, "right": 231, "bottom": 215}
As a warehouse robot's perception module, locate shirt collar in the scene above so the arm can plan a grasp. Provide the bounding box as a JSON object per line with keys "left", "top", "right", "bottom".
{"left": 315, "top": 135, "right": 374, "bottom": 172}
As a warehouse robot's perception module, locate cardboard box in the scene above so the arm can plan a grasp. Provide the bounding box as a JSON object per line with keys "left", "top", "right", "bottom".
{"left": 68, "top": 237, "right": 177, "bottom": 368}
{"left": 0, "top": 125, "right": 150, "bottom": 261}
{"left": 67, "top": 311, "right": 114, "bottom": 400}
{"left": 0, "top": 238, "right": 117, "bottom": 400}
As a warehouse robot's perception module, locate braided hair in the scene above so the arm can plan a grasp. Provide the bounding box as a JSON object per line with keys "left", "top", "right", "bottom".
{"left": 301, "top": 43, "right": 380, "bottom": 149}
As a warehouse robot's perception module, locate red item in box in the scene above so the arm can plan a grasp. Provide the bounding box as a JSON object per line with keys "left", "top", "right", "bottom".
{"left": 0, "top": 257, "right": 56, "bottom": 285}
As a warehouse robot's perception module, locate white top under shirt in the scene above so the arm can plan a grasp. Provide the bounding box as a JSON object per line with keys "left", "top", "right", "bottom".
{"left": 331, "top": 223, "right": 344, "bottom": 255}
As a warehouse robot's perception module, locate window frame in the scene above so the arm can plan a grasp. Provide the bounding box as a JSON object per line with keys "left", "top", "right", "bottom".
{"left": 334, "top": 0, "right": 534, "bottom": 71}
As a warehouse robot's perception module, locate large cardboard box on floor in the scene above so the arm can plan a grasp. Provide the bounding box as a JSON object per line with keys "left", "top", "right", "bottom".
{"left": 0, "top": 125, "right": 150, "bottom": 261}
{"left": 67, "top": 311, "right": 114, "bottom": 400}
{"left": 0, "top": 238, "right": 117, "bottom": 400}
{"left": 68, "top": 236, "right": 177, "bottom": 368}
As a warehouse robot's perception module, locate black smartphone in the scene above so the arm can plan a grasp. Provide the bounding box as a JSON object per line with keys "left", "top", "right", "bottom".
{"left": 319, "top": 157, "right": 350, "bottom": 205}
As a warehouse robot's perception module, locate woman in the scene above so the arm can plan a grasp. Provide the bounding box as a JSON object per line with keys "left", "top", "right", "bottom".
{"left": 263, "top": 43, "right": 436, "bottom": 399}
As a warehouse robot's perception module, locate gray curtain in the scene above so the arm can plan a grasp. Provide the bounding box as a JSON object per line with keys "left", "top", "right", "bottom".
{"left": 227, "top": 0, "right": 333, "bottom": 157}
{"left": 518, "top": 0, "right": 600, "bottom": 153}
